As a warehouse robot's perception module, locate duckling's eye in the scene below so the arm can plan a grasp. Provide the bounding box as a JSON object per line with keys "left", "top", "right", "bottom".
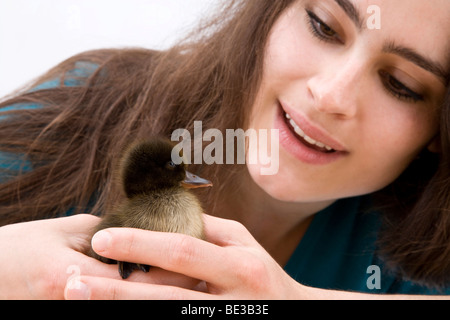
{"left": 166, "top": 161, "right": 177, "bottom": 170}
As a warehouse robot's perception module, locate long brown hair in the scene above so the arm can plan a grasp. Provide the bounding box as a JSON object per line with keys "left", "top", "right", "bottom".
{"left": 376, "top": 86, "right": 450, "bottom": 289}
{"left": 0, "top": 0, "right": 449, "bottom": 289}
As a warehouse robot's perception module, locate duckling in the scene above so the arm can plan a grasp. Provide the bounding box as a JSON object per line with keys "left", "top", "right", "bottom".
{"left": 89, "top": 137, "right": 212, "bottom": 279}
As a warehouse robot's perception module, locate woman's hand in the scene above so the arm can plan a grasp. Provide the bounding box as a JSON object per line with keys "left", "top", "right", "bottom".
{"left": 0, "top": 214, "right": 123, "bottom": 299}
{"left": 64, "top": 214, "right": 306, "bottom": 300}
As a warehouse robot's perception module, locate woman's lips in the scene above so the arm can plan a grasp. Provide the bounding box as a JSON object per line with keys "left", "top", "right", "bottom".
{"left": 275, "top": 101, "right": 348, "bottom": 165}
{"left": 280, "top": 100, "right": 347, "bottom": 152}
{"left": 285, "top": 112, "right": 336, "bottom": 153}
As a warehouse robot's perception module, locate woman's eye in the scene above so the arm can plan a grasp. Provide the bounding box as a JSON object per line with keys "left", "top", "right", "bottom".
{"left": 379, "top": 70, "right": 424, "bottom": 103}
{"left": 306, "top": 10, "right": 341, "bottom": 43}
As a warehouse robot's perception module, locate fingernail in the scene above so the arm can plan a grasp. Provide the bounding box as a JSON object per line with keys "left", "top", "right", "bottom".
{"left": 92, "top": 230, "right": 112, "bottom": 253}
{"left": 65, "top": 278, "right": 90, "bottom": 300}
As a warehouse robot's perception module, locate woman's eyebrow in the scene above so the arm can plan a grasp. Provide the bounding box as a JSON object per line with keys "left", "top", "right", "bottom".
{"left": 334, "top": 0, "right": 364, "bottom": 29}
{"left": 383, "top": 41, "right": 448, "bottom": 84}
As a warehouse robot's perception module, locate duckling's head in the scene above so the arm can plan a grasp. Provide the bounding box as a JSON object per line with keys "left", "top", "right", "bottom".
{"left": 120, "top": 138, "right": 211, "bottom": 198}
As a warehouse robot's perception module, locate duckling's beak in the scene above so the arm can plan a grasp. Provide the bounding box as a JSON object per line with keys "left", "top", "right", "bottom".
{"left": 181, "top": 171, "right": 213, "bottom": 189}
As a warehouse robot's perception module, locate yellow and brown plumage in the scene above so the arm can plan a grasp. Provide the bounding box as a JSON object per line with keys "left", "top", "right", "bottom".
{"left": 89, "top": 137, "right": 212, "bottom": 279}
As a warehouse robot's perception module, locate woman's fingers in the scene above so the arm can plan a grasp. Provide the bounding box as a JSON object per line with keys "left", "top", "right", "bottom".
{"left": 86, "top": 213, "right": 271, "bottom": 298}
{"left": 126, "top": 267, "right": 203, "bottom": 289}
{"left": 89, "top": 214, "right": 264, "bottom": 290}
{"left": 66, "top": 214, "right": 291, "bottom": 300}
{"left": 91, "top": 228, "right": 236, "bottom": 287}
{"left": 65, "top": 275, "right": 212, "bottom": 300}
{"left": 202, "top": 214, "right": 260, "bottom": 247}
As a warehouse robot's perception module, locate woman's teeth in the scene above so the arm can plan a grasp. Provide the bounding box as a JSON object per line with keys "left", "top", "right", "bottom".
{"left": 285, "top": 113, "right": 334, "bottom": 152}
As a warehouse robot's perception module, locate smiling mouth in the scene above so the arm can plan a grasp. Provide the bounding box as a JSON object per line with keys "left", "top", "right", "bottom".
{"left": 283, "top": 112, "right": 337, "bottom": 154}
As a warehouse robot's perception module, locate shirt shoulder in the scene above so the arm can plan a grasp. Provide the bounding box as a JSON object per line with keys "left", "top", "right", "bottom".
{"left": 31, "top": 61, "right": 99, "bottom": 91}
{"left": 1, "top": 61, "right": 99, "bottom": 113}
{"left": 0, "top": 61, "right": 99, "bottom": 181}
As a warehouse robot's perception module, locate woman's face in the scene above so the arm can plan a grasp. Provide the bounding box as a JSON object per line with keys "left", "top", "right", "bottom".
{"left": 248, "top": 0, "right": 449, "bottom": 203}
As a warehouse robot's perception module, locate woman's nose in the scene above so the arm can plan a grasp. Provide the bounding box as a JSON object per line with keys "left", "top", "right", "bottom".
{"left": 307, "top": 60, "right": 363, "bottom": 119}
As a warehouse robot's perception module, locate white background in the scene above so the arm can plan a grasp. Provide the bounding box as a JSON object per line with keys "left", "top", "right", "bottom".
{"left": 0, "top": 0, "right": 216, "bottom": 97}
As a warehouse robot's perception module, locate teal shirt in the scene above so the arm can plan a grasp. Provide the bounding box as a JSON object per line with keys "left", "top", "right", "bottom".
{"left": 1, "top": 62, "right": 449, "bottom": 295}
{"left": 284, "top": 197, "right": 450, "bottom": 294}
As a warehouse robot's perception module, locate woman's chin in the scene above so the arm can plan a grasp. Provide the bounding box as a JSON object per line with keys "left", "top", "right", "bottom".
{"left": 246, "top": 162, "right": 308, "bottom": 202}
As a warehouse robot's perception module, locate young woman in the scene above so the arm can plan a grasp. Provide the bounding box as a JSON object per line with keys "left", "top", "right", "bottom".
{"left": 0, "top": 0, "right": 449, "bottom": 299}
